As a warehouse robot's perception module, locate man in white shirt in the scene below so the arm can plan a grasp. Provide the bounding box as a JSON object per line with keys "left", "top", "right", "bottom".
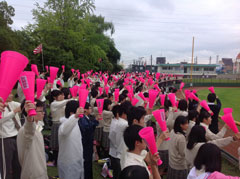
{"left": 0, "top": 94, "right": 21, "bottom": 179}
{"left": 108, "top": 105, "right": 120, "bottom": 179}
{"left": 121, "top": 125, "right": 161, "bottom": 179}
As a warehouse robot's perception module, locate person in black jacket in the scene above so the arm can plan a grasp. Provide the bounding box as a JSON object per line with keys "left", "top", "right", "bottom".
{"left": 206, "top": 93, "right": 221, "bottom": 134}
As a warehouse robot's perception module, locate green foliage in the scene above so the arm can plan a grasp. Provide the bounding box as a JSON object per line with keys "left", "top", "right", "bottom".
{"left": 0, "top": 0, "right": 122, "bottom": 75}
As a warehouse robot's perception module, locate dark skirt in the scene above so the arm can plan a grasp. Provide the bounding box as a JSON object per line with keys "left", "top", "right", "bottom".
{"left": 101, "top": 131, "right": 110, "bottom": 148}
{"left": 158, "top": 150, "right": 169, "bottom": 169}
{"left": 167, "top": 165, "right": 188, "bottom": 179}
{"left": 94, "top": 127, "right": 103, "bottom": 142}
{"left": 50, "top": 122, "right": 61, "bottom": 150}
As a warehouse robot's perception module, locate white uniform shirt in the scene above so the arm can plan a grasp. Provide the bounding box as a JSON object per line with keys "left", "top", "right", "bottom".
{"left": 0, "top": 101, "right": 21, "bottom": 138}
{"left": 109, "top": 118, "right": 118, "bottom": 158}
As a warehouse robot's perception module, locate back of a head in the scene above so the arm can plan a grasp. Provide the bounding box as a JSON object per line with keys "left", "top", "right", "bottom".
{"left": 207, "top": 93, "right": 216, "bottom": 103}
{"left": 65, "top": 100, "right": 79, "bottom": 118}
{"left": 124, "top": 125, "right": 143, "bottom": 151}
{"left": 119, "top": 165, "right": 149, "bottom": 179}
{"left": 127, "top": 106, "right": 146, "bottom": 126}
{"left": 103, "top": 99, "right": 112, "bottom": 111}
{"left": 174, "top": 115, "right": 188, "bottom": 135}
{"left": 112, "top": 105, "right": 120, "bottom": 118}
{"left": 178, "top": 99, "right": 188, "bottom": 111}
{"left": 187, "top": 125, "right": 206, "bottom": 150}
{"left": 188, "top": 110, "right": 200, "bottom": 125}
{"left": 194, "top": 143, "right": 221, "bottom": 173}
{"left": 199, "top": 111, "right": 211, "bottom": 123}
{"left": 61, "top": 87, "right": 70, "bottom": 99}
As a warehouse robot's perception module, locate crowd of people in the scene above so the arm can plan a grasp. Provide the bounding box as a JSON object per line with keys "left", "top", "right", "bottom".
{"left": 0, "top": 67, "right": 240, "bottom": 179}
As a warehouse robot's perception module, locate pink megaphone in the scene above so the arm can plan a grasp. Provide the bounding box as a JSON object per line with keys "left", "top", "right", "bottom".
{"left": 184, "top": 90, "right": 190, "bottom": 101}
{"left": 86, "top": 79, "right": 91, "bottom": 88}
{"left": 62, "top": 65, "right": 65, "bottom": 71}
{"left": 148, "top": 89, "right": 158, "bottom": 109}
{"left": 99, "top": 87, "right": 103, "bottom": 95}
{"left": 114, "top": 88, "right": 119, "bottom": 102}
{"left": 19, "top": 71, "right": 36, "bottom": 116}
{"left": 80, "top": 84, "right": 87, "bottom": 89}
{"left": 31, "top": 64, "right": 39, "bottom": 77}
{"left": 156, "top": 72, "right": 160, "bottom": 79}
{"left": 200, "top": 100, "right": 213, "bottom": 116}
{"left": 49, "top": 66, "right": 59, "bottom": 84}
{"left": 96, "top": 99, "right": 104, "bottom": 120}
{"left": 0, "top": 51, "right": 29, "bottom": 118}
{"left": 223, "top": 108, "right": 233, "bottom": 115}
{"left": 139, "top": 127, "right": 162, "bottom": 166}
{"left": 45, "top": 66, "right": 48, "bottom": 72}
{"left": 71, "top": 69, "right": 75, "bottom": 74}
{"left": 189, "top": 92, "right": 199, "bottom": 102}
{"left": 127, "top": 92, "right": 133, "bottom": 101}
{"left": 221, "top": 113, "right": 239, "bottom": 133}
{"left": 73, "top": 85, "right": 79, "bottom": 96}
{"left": 105, "top": 86, "right": 109, "bottom": 95}
{"left": 192, "top": 90, "right": 197, "bottom": 94}
{"left": 152, "top": 109, "right": 170, "bottom": 141}
{"left": 168, "top": 93, "right": 176, "bottom": 107}
{"left": 36, "top": 79, "right": 47, "bottom": 99}
{"left": 160, "top": 94, "right": 165, "bottom": 106}
{"left": 132, "top": 98, "right": 139, "bottom": 106}
{"left": 78, "top": 89, "right": 89, "bottom": 118}
{"left": 154, "top": 84, "right": 161, "bottom": 92}
{"left": 180, "top": 82, "right": 185, "bottom": 90}
{"left": 208, "top": 86, "right": 215, "bottom": 94}
{"left": 77, "top": 72, "right": 80, "bottom": 79}
{"left": 138, "top": 92, "right": 146, "bottom": 101}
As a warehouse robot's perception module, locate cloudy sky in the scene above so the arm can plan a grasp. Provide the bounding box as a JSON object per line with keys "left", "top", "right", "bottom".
{"left": 7, "top": 0, "right": 240, "bottom": 67}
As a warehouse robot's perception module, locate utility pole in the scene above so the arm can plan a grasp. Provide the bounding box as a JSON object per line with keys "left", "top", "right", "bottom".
{"left": 190, "top": 37, "right": 195, "bottom": 84}
{"left": 209, "top": 56, "right": 212, "bottom": 64}
{"left": 150, "top": 55, "right": 153, "bottom": 73}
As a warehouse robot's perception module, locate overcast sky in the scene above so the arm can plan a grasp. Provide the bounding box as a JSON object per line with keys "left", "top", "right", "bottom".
{"left": 7, "top": 0, "right": 240, "bottom": 67}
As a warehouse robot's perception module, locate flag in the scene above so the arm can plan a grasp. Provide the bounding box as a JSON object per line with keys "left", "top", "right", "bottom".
{"left": 33, "top": 44, "right": 42, "bottom": 54}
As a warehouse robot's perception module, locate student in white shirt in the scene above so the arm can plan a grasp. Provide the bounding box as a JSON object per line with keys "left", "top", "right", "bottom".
{"left": 58, "top": 100, "right": 84, "bottom": 179}
{"left": 109, "top": 105, "right": 120, "bottom": 179}
{"left": 50, "top": 90, "right": 71, "bottom": 166}
{"left": 17, "top": 99, "right": 48, "bottom": 179}
{"left": 0, "top": 94, "right": 21, "bottom": 179}
{"left": 121, "top": 125, "right": 162, "bottom": 179}
{"left": 199, "top": 111, "right": 227, "bottom": 141}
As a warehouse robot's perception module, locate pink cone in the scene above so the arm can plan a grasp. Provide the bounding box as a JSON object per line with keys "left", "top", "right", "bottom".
{"left": 168, "top": 93, "right": 176, "bottom": 107}
{"left": 49, "top": 66, "right": 59, "bottom": 84}
{"left": 180, "top": 82, "right": 185, "bottom": 90}
{"left": 71, "top": 69, "right": 75, "bottom": 74}
{"left": 208, "top": 86, "right": 215, "bottom": 94}
{"left": 221, "top": 113, "right": 239, "bottom": 133}
{"left": 223, "top": 108, "right": 233, "bottom": 115}
{"left": 156, "top": 72, "right": 160, "bottom": 79}
{"left": 79, "top": 89, "right": 89, "bottom": 118}
{"left": 31, "top": 64, "right": 39, "bottom": 77}
{"left": 160, "top": 94, "right": 165, "bottom": 106}
{"left": 105, "top": 86, "right": 109, "bottom": 95}
{"left": 114, "top": 89, "right": 119, "bottom": 102}
{"left": 154, "top": 84, "right": 161, "bottom": 92}
{"left": 184, "top": 90, "right": 190, "bottom": 101}
{"left": 200, "top": 100, "right": 213, "bottom": 116}
{"left": 148, "top": 89, "right": 158, "bottom": 109}
{"left": 19, "top": 71, "right": 36, "bottom": 116}
{"left": 36, "top": 79, "right": 47, "bottom": 99}
{"left": 62, "top": 65, "right": 65, "bottom": 71}
{"left": 96, "top": 99, "right": 104, "bottom": 120}
{"left": 189, "top": 92, "right": 199, "bottom": 102}
{"left": 132, "top": 98, "right": 139, "bottom": 106}
{"left": 45, "top": 66, "right": 48, "bottom": 72}
{"left": 152, "top": 109, "right": 170, "bottom": 141}
{"left": 139, "top": 127, "right": 162, "bottom": 166}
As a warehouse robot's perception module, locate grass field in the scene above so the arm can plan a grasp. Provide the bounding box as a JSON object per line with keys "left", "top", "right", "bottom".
{"left": 195, "top": 87, "right": 240, "bottom": 122}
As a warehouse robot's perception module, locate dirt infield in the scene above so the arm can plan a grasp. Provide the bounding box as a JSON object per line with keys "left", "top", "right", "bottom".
{"left": 176, "top": 87, "right": 240, "bottom": 160}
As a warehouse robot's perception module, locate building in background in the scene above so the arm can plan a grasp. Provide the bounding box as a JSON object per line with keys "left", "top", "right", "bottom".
{"left": 156, "top": 57, "right": 166, "bottom": 64}
{"left": 221, "top": 58, "right": 233, "bottom": 73}
{"left": 157, "top": 62, "right": 217, "bottom": 78}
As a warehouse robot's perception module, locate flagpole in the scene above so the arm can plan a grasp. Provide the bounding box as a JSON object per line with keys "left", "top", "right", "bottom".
{"left": 41, "top": 44, "right": 44, "bottom": 71}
